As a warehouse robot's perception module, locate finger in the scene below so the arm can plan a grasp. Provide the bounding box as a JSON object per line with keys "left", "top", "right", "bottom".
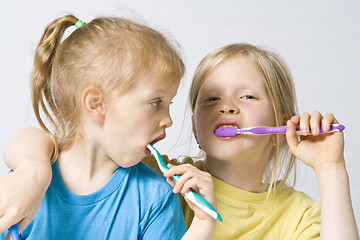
{"left": 181, "top": 177, "right": 212, "bottom": 195}
{"left": 290, "top": 115, "right": 300, "bottom": 125}
{"left": 164, "top": 164, "right": 202, "bottom": 177}
{"left": 174, "top": 169, "right": 212, "bottom": 192}
{"left": 0, "top": 215, "right": 17, "bottom": 234}
{"left": 172, "top": 172, "right": 196, "bottom": 193}
{"left": 309, "top": 111, "right": 322, "bottom": 136}
{"left": 286, "top": 120, "right": 299, "bottom": 153}
{"left": 164, "top": 164, "right": 211, "bottom": 182}
{"left": 299, "top": 112, "right": 311, "bottom": 136}
{"left": 0, "top": 215, "right": 12, "bottom": 233}
{"left": 322, "top": 112, "right": 337, "bottom": 132}
{"left": 164, "top": 164, "right": 183, "bottom": 178}
{"left": 164, "top": 164, "right": 212, "bottom": 193}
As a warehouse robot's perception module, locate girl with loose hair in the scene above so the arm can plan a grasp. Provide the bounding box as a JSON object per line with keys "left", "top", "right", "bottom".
{"left": 0, "top": 14, "right": 217, "bottom": 239}
{"left": 167, "top": 43, "right": 357, "bottom": 239}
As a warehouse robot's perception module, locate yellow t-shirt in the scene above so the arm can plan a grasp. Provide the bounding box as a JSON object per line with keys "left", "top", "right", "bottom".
{"left": 143, "top": 155, "right": 321, "bottom": 240}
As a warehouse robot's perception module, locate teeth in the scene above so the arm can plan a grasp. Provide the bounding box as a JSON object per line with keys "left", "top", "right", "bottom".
{"left": 217, "top": 125, "right": 238, "bottom": 129}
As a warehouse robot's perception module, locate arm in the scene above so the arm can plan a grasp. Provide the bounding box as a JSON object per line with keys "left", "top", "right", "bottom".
{"left": 0, "top": 127, "right": 54, "bottom": 234}
{"left": 164, "top": 164, "right": 217, "bottom": 240}
{"left": 286, "top": 112, "right": 359, "bottom": 240}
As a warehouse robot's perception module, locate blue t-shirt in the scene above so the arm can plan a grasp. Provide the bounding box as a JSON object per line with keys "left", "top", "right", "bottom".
{"left": 1, "top": 161, "right": 186, "bottom": 239}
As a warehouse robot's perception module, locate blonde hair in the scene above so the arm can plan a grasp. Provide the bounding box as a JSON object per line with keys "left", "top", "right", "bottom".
{"left": 189, "top": 43, "right": 298, "bottom": 196}
{"left": 32, "top": 15, "right": 185, "bottom": 162}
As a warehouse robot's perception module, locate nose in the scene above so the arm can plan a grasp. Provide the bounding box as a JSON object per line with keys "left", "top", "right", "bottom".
{"left": 218, "top": 100, "right": 239, "bottom": 114}
{"left": 160, "top": 110, "right": 173, "bottom": 129}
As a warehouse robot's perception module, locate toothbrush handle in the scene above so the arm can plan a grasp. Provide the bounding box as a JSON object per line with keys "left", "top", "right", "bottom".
{"left": 183, "top": 189, "right": 222, "bottom": 221}
{"left": 246, "top": 124, "right": 345, "bottom": 135}
{"left": 171, "top": 175, "right": 222, "bottom": 222}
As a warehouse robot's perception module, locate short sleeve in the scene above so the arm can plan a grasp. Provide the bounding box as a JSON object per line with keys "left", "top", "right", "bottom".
{"left": 291, "top": 203, "right": 321, "bottom": 240}
{"left": 139, "top": 189, "right": 186, "bottom": 240}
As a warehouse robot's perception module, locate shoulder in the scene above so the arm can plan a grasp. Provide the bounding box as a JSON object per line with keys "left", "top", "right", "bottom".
{"left": 278, "top": 186, "right": 321, "bottom": 238}
{"left": 276, "top": 184, "right": 321, "bottom": 223}
{"left": 277, "top": 184, "right": 320, "bottom": 207}
{"left": 131, "top": 161, "right": 169, "bottom": 186}
{"left": 284, "top": 186, "right": 320, "bottom": 209}
{"left": 128, "top": 161, "right": 178, "bottom": 200}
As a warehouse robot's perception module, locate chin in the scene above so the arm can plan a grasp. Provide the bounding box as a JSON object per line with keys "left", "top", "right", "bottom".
{"left": 121, "top": 161, "right": 140, "bottom": 168}
{"left": 213, "top": 153, "right": 240, "bottom": 162}
{"left": 206, "top": 143, "right": 256, "bottom": 160}
{"left": 116, "top": 154, "right": 144, "bottom": 168}
{"left": 205, "top": 146, "right": 236, "bottom": 160}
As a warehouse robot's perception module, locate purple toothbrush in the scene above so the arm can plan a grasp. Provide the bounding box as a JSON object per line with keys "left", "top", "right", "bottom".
{"left": 215, "top": 124, "right": 345, "bottom": 137}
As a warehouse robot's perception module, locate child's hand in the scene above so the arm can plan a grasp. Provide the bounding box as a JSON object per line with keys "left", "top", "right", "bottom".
{"left": 286, "top": 111, "right": 345, "bottom": 173}
{"left": 287, "top": 112, "right": 360, "bottom": 239}
{"left": 163, "top": 163, "right": 216, "bottom": 221}
{"left": 0, "top": 161, "right": 51, "bottom": 236}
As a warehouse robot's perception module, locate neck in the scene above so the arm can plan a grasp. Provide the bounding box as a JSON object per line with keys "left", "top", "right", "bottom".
{"left": 57, "top": 139, "right": 119, "bottom": 195}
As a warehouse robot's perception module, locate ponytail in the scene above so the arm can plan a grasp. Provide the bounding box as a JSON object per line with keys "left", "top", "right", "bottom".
{"left": 31, "top": 15, "right": 79, "bottom": 163}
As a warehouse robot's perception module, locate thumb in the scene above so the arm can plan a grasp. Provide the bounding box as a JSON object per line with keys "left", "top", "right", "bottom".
{"left": 286, "top": 120, "right": 299, "bottom": 153}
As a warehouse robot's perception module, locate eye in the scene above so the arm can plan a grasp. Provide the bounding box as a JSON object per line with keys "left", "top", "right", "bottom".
{"left": 240, "top": 95, "right": 256, "bottom": 100}
{"left": 150, "top": 99, "right": 162, "bottom": 107}
{"left": 207, "top": 96, "right": 221, "bottom": 102}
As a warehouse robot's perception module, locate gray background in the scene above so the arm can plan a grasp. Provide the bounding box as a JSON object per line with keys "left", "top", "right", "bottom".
{"left": 0, "top": 0, "right": 359, "bottom": 227}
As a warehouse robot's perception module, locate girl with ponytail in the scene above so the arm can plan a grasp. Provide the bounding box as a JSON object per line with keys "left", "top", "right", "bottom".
{"left": 0, "top": 14, "right": 217, "bottom": 239}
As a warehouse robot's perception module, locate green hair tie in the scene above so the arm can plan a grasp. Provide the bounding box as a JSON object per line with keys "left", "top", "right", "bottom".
{"left": 75, "top": 20, "right": 86, "bottom": 28}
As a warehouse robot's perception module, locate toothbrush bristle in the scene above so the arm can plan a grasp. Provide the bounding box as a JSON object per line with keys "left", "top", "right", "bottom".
{"left": 215, "top": 126, "right": 238, "bottom": 137}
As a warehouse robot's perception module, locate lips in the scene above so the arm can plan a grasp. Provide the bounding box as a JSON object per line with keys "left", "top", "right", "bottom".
{"left": 150, "top": 133, "right": 166, "bottom": 146}
{"left": 145, "top": 133, "right": 166, "bottom": 156}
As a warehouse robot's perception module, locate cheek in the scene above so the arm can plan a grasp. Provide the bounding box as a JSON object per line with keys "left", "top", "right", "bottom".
{"left": 263, "top": 107, "right": 276, "bottom": 125}
{"left": 249, "top": 104, "right": 275, "bottom": 126}
{"left": 194, "top": 108, "right": 212, "bottom": 130}
{"left": 193, "top": 114, "right": 214, "bottom": 148}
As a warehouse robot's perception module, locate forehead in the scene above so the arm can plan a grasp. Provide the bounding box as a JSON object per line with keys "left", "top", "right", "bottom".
{"left": 144, "top": 60, "right": 181, "bottom": 85}
{"left": 200, "top": 56, "right": 266, "bottom": 92}
{"left": 132, "top": 68, "right": 180, "bottom": 94}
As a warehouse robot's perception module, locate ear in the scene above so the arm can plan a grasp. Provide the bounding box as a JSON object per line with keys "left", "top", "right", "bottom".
{"left": 81, "top": 86, "right": 105, "bottom": 124}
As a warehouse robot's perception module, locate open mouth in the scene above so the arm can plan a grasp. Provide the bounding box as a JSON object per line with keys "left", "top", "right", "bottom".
{"left": 150, "top": 133, "right": 166, "bottom": 146}
{"left": 146, "top": 134, "right": 166, "bottom": 156}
